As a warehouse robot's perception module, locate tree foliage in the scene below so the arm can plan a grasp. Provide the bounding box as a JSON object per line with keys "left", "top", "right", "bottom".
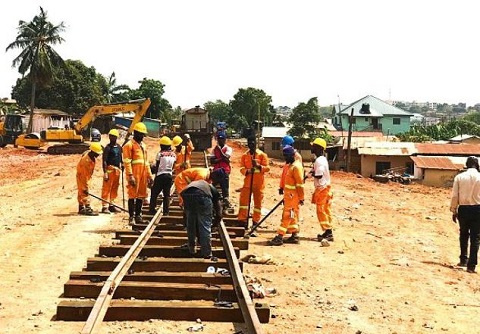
{"left": 287, "top": 97, "right": 323, "bottom": 140}
{"left": 397, "top": 119, "right": 480, "bottom": 142}
{"left": 230, "top": 87, "right": 274, "bottom": 132}
{"left": 130, "top": 78, "right": 171, "bottom": 120}
{"left": 103, "top": 72, "right": 130, "bottom": 103}
{"left": 6, "top": 6, "right": 65, "bottom": 131}
{"left": 12, "top": 59, "right": 106, "bottom": 114}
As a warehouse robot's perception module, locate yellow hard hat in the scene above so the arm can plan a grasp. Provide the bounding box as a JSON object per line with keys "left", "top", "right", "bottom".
{"left": 172, "top": 135, "right": 183, "bottom": 146}
{"left": 108, "top": 129, "right": 119, "bottom": 137}
{"left": 160, "top": 136, "right": 172, "bottom": 146}
{"left": 133, "top": 122, "right": 148, "bottom": 134}
{"left": 311, "top": 138, "right": 327, "bottom": 149}
{"left": 89, "top": 142, "right": 103, "bottom": 154}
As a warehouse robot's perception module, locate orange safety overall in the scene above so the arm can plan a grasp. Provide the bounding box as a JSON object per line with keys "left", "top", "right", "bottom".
{"left": 238, "top": 149, "right": 270, "bottom": 223}
{"left": 101, "top": 165, "right": 121, "bottom": 208}
{"left": 123, "top": 139, "right": 152, "bottom": 199}
{"left": 312, "top": 185, "right": 333, "bottom": 230}
{"left": 76, "top": 152, "right": 95, "bottom": 206}
{"left": 174, "top": 167, "right": 210, "bottom": 206}
{"left": 173, "top": 141, "right": 194, "bottom": 175}
{"left": 277, "top": 160, "right": 304, "bottom": 236}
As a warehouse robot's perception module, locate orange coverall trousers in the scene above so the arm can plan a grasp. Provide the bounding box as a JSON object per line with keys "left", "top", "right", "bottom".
{"left": 312, "top": 185, "right": 333, "bottom": 230}
{"left": 277, "top": 190, "right": 300, "bottom": 236}
{"left": 127, "top": 164, "right": 150, "bottom": 199}
{"left": 101, "top": 166, "right": 121, "bottom": 207}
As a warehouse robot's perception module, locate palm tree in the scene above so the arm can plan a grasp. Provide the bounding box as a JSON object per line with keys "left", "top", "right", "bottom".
{"left": 6, "top": 7, "right": 65, "bottom": 132}
{"left": 105, "top": 72, "right": 130, "bottom": 103}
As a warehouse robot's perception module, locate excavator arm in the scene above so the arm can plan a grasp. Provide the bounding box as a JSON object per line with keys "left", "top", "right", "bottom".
{"left": 74, "top": 98, "right": 151, "bottom": 137}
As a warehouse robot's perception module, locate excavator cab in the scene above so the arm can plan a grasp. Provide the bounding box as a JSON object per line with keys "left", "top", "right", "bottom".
{"left": 0, "top": 114, "right": 23, "bottom": 147}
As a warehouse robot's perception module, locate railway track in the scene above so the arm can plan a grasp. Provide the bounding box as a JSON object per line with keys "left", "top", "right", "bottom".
{"left": 56, "top": 151, "right": 270, "bottom": 333}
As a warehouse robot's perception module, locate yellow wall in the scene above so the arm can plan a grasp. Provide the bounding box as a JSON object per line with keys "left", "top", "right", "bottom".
{"left": 361, "top": 155, "right": 412, "bottom": 177}
{"left": 422, "top": 169, "right": 458, "bottom": 187}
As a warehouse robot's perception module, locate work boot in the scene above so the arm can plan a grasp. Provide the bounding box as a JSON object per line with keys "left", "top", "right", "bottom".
{"left": 268, "top": 235, "right": 284, "bottom": 246}
{"left": 109, "top": 205, "right": 122, "bottom": 213}
{"left": 101, "top": 207, "right": 111, "bottom": 214}
{"left": 457, "top": 258, "right": 468, "bottom": 267}
{"left": 134, "top": 199, "right": 143, "bottom": 218}
{"left": 317, "top": 230, "right": 334, "bottom": 242}
{"left": 467, "top": 266, "right": 476, "bottom": 274}
{"left": 128, "top": 199, "right": 135, "bottom": 220}
{"left": 78, "top": 205, "right": 85, "bottom": 214}
{"left": 134, "top": 215, "right": 145, "bottom": 224}
{"left": 284, "top": 233, "right": 300, "bottom": 244}
{"left": 84, "top": 205, "right": 99, "bottom": 216}
{"left": 128, "top": 216, "right": 135, "bottom": 226}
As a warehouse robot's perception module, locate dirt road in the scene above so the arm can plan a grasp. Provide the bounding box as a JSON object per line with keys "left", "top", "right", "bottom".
{"left": 1, "top": 139, "right": 479, "bottom": 333}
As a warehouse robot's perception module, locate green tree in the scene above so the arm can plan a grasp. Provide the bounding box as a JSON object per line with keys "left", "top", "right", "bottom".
{"left": 230, "top": 87, "right": 273, "bottom": 133}
{"left": 12, "top": 59, "right": 106, "bottom": 114}
{"left": 463, "top": 111, "right": 480, "bottom": 124}
{"left": 103, "top": 72, "right": 130, "bottom": 103}
{"left": 288, "top": 97, "right": 322, "bottom": 139}
{"left": 130, "top": 78, "right": 171, "bottom": 120}
{"left": 6, "top": 7, "right": 65, "bottom": 132}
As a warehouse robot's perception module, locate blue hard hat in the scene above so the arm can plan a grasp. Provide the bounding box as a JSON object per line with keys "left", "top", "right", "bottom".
{"left": 281, "top": 135, "right": 294, "bottom": 147}
{"left": 282, "top": 145, "right": 295, "bottom": 156}
{"left": 216, "top": 131, "right": 227, "bottom": 139}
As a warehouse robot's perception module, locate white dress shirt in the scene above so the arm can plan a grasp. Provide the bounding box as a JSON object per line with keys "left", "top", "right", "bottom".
{"left": 450, "top": 168, "right": 480, "bottom": 213}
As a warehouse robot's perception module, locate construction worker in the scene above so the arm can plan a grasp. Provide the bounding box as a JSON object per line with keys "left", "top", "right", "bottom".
{"left": 149, "top": 136, "right": 176, "bottom": 215}
{"left": 181, "top": 179, "right": 223, "bottom": 258}
{"left": 210, "top": 131, "right": 233, "bottom": 207}
{"left": 238, "top": 136, "right": 270, "bottom": 226}
{"left": 269, "top": 145, "right": 304, "bottom": 246}
{"left": 101, "top": 129, "right": 123, "bottom": 214}
{"left": 76, "top": 142, "right": 103, "bottom": 216}
{"left": 184, "top": 133, "right": 194, "bottom": 168}
{"left": 174, "top": 167, "right": 226, "bottom": 207}
{"left": 310, "top": 138, "right": 334, "bottom": 242}
{"left": 281, "top": 135, "right": 302, "bottom": 163}
{"left": 123, "top": 122, "right": 154, "bottom": 225}
{"left": 173, "top": 134, "right": 194, "bottom": 175}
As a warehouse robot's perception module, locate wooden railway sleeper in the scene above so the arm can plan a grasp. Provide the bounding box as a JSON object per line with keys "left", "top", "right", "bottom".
{"left": 206, "top": 284, "right": 233, "bottom": 308}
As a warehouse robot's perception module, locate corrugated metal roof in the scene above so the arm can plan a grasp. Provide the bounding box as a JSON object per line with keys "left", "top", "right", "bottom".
{"left": 449, "top": 134, "right": 479, "bottom": 141}
{"left": 358, "top": 142, "right": 417, "bottom": 156}
{"left": 262, "top": 127, "right": 288, "bottom": 138}
{"left": 330, "top": 131, "right": 384, "bottom": 137}
{"left": 411, "top": 156, "right": 465, "bottom": 170}
{"left": 33, "top": 109, "right": 69, "bottom": 116}
{"left": 415, "top": 143, "right": 480, "bottom": 155}
{"left": 339, "top": 95, "right": 413, "bottom": 117}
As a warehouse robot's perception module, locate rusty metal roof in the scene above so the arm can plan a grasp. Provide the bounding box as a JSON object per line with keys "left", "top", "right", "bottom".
{"left": 358, "top": 142, "right": 417, "bottom": 156}
{"left": 330, "top": 131, "right": 384, "bottom": 137}
{"left": 415, "top": 143, "right": 480, "bottom": 155}
{"left": 411, "top": 156, "right": 465, "bottom": 170}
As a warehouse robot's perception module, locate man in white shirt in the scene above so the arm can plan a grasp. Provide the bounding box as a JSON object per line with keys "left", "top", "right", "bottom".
{"left": 450, "top": 156, "right": 480, "bottom": 273}
{"left": 149, "top": 136, "right": 177, "bottom": 215}
{"left": 309, "top": 138, "right": 333, "bottom": 242}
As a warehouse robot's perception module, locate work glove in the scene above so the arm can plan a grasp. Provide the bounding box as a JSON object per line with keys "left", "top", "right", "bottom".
{"left": 278, "top": 188, "right": 284, "bottom": 195}
{"left": 103, "top": 173, "right": 109, "bottom": 182}
{"left": 83, "top": 190, "right": 89, "bottom": 195}
{"left": 148, "top": 177, "right": 154, "bottom": 188}
{"left": 452, "top": 213, "right": 458, "bottom": 223}
{"left": 128, "top": 175, "right": 136, "bottom": 186}
{"left": 299, "top": 199, "right": 304, "bottom": 205}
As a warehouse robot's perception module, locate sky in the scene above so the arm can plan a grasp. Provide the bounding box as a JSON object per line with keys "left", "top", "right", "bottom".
{"left": 1, "top": 0, "right": 479, "bottom": 109}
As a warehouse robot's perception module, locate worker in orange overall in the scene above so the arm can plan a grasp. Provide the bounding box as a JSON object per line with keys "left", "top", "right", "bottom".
{"left": 269, "top": 145, "right": 304, "bottom": 246}
{"left": 123, "top": 122, "right": 154, "bottom": 225}
{"left": 238, "top": 136, "right": 270, "bottom": 226}
{"left": 101, "top": 129, "right": 123, "bottom": 213}
{"left": 173, "top": 134, "right": 195, "bottom": 175}
{"left": 309, "top": 137, "right": 333, "bottom": 242}
{"left": 76, "top": 142, "right": 103, "bottom": 216}
{"left": 174, "top": 167, "right": 226, "bottom": 207}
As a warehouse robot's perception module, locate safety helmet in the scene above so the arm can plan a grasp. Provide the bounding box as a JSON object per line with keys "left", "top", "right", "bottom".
{"left": 281, "top": 135, "right": 294, "bottom": 147}
{"left": 282, "top": 145, "right": 295, "bottom": 156}
{"left": 89, "top": 142, "right": 103, "bottom": 155}
{"left": 216, "top": 131, "right": 227, "bottom": 139}
{"left": 133, "top": 122, "right": 148, "bottom": 134}
{"left": 172, "top": 135, "right": 183, "bottom": 146}
{"left": 311, "top": 138, "right": 327, "bottom": 149}
{"left": 108, "top": 129, "right": 119, "bottom": 137}
{"left": 159, "top": 136, "right": 172, "bottom": 146}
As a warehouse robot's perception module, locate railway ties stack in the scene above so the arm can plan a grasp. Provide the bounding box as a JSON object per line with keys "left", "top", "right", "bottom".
{"left": 56, "top": 151, "right": 270, "bottom": 332}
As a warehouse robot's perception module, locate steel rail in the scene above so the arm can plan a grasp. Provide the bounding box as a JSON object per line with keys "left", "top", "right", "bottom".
{"left": 218, "top": 220, "right": 264, "bottom": 334}
{"left": 81, "top": 208, "right": 163, "bottom": 334}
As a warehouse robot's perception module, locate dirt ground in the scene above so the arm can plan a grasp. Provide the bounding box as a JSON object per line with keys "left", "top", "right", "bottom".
{"left": 1, "top": 137, "right": 479, "bottom": 334}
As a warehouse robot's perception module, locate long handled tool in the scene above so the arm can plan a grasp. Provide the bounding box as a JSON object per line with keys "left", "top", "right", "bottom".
{"left": 247, "top": 199, "right": 283, "bottom": 236}
{"left": 87, "top": 192, "right": 128, "bottom": 213}
{"left": 121, "top": 167, "right": 125, "bottom": 209}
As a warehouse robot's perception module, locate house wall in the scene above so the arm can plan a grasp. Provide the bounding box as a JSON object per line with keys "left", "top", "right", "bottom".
{"left": 32, "top": 115, "right": 70, "bottom": 133}
{"left": 360, "top": 155, "right": 412, "bottom": 177}
{"left": 340, "top": 115, "right": 410, "bottom": 135}
{"left": 422, "top": 169, "right": 458, "bottom": 187}
{"left": 264, "top": 138, "right": 314, "bottom": 161}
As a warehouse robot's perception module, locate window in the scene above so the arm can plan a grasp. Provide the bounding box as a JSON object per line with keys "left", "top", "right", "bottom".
{"left": 350, "top": 117, "right": 356, "bottom": 124}
{"left": 375, "top": 161, "right": 391, "bottom": 175}
{"left": 365, "top": 117, "right": 369, "bottom": 122}
{"left": 405, "top": 162, "right": 414, "bottom": 175}
{"left": 272, "top": 142, "right": 280, "bottom": 151}
{"left": 393, "top": 118, "right": 401, "bottom": 125}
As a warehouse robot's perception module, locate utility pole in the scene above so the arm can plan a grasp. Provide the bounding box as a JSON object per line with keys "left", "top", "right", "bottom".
{"left": 346, "top": 108, "right": 354, "bottom": 173}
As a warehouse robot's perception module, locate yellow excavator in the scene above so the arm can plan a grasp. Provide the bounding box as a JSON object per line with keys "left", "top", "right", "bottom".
{"left": 15, "top": 98, "right": 151, "bottom": 154}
